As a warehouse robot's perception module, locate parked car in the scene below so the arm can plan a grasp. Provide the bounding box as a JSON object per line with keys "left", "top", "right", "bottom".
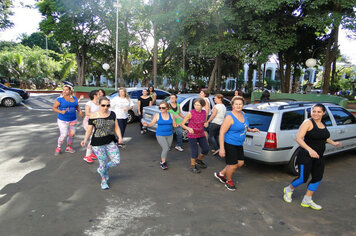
{"left": 108, "top": 87, "right": 171, "bottom": 123}
{"left": 0, "top": 83, "right": 30, "bottom": 100}
{"left": 142, "top": 94, "right": 232, "bottom": 140}
{"left": 242, "top": 101, "right": 356, "bottom": 175}
{"left": 0, "top": 88, "right": 23, "bottom": 107}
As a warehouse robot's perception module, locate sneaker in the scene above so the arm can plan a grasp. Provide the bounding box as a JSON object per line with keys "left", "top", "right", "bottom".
{"left": 54, "top": 148, "right": 61, "bottom": 156}
{"left": 175, "top": 146, "right": 184, "bottom": 152}
{"left": 83, "top": 155, "right": 94, "bottom": 163}
{"left": 160, "top": 161, "right": 168, "bottom": 170}
{"left": 283, "top": 187, "right": 293, "bottom": 203}
{"left": 65, "top": 146, "right": 75, "bottom": 153}
{"left": 189, "top": 165, "right": 201, "bottom": 174}
{"left": 214, "top": 172, "right": 227, "bottom": 184}
{"left": 97, "top": 168, "right": 109, "bottom": 182}
{"left": 101, "top": 180, "right": 109, "bottom": 190}
{"left": 90, "top": 153, "right": 97, "bottom": 160}
{"left": 196, "top": 159, "right": 207, "bottom": 169}
{"left": 301, "top": 200, "right": 322, "bottom": 210}
{"left": 225, "top": 180, "right": 236, "bottom": 191}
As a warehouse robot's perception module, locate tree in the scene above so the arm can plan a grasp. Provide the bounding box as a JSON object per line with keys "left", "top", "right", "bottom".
{"left": 0, "top": 0, "right": 14, "bottom": 31}
{"left": 20, "top": 32, "right": 61, "bottom": 53}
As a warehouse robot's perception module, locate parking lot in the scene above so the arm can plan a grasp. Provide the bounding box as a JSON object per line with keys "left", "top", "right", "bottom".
{"left": 0, "top": 100, "right": 355, "bottom": 236}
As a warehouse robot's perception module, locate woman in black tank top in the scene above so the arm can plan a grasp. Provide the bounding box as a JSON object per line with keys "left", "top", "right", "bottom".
{"left": 283, "top": 104, "right": 341, "bottom": 210}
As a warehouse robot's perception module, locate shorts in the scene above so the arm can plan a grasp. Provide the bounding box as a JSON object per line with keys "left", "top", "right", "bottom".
{"left": 224, "top": 142, "right": 244, "bottom": 165}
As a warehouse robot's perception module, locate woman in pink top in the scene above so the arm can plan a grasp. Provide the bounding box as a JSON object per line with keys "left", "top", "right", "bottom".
{"left": 181, "top": 98, "right": 209, "bottom": 173}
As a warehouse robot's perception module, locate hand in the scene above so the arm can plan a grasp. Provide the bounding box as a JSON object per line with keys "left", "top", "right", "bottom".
{"left": 204, "top": 122, "right": 209, "bottom": 128}
{"left": 219, "top": 149, "right": 225, "bottom": 158}
{"left": 308, "top": 149, "right": 319, "bottom": 158}
{"left": 81, "top": 140, "right": 86, "bottom": 147}
{"left": 251, "top": 128, "right": 260, "bottom": 133}
{"left": 61, "top": 110, "right": 66, "bottom": 114}
{"left": 188, "top": 128, "right": 194, "bottom": 134}
{"left": 80, "top": 112, "right": 84, "bottom": 118}
{"left": 142, "top": 122, "right": 147, "bottom": 126}
{"left": 118, "top": 138, "right": 123, "bottom": 144}
{"left": 79, "top": 95, "right": 84, "bottom": 100}
{"left": 334, "top": 141, "right": 341, "bottom": 147}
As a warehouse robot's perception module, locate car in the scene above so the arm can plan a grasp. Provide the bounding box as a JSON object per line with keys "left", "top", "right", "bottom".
{"left": 242, "top": 101, "right": 356, "bottom": 175}
{"left": 108, "top": 87, "right": 171, "bottom": 123}
{"left": 0, "top": 83, "right": 30, "bottom": 100}
{"left": 141, "top": 94, "right": 232, "bottom": 140}
{"left": 0, "top": 88, "right": 23, "bottom": 107}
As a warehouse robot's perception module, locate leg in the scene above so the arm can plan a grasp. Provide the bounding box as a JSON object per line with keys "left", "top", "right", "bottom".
{"left": 92, "top": 145, "right": 109, "bottom": 180}
{"left": 174, "top": 126, "right": 183, "bottom": 147}
{"left": 208, "top": 123, "right": 220, "bottom": 151}
{"left": 197, "top": 137, "right": 209, "bottom": 159}
{"left": 66, "top": 120, "right": 77, "bottom": 146}
{"left": 117, "top": 119, "right": 127, "bottom": 138}
{"left": 188, "top": 138, "right": 200, "bottom": 173}
{"left": 57, "top": 119, "right": 69, "bottom": 149}
{"left": 156, "top": 135, "right": 171, "bottom": 163}
{"left": 105, "top": 142, "right": 121, "bottom": 170}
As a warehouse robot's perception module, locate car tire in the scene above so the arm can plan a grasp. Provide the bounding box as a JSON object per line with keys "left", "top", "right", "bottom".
{"left": 285, "top": 148, "right": 301, "bottom": 176}
{"left": 2, "top": 98, "right": 16, "bottom": 107}
{"left": 127, "top": 110, "right": 135, "bottom": 123}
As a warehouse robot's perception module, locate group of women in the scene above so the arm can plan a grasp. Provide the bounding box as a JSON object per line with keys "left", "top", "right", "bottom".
{"left": 52, "top": 84, "right": 342, "bottom": 210}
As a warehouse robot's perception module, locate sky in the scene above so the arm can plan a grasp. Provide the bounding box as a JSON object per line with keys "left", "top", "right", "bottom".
{"left": 0, "top": 0, "right": 355, "bottom": 65}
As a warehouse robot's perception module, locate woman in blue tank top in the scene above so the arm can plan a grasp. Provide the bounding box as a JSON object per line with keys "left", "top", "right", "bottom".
{"left": 214, "top": 96, "right": 260, "bottom": 191}
{"left": 142, "top": 102, "right": 177, "bottom": 170}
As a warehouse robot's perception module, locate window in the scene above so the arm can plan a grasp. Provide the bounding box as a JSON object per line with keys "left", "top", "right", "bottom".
{"left": 329, "top": 107, "right": 356, "bottom": 125}
{"left": 243, "top": 110, "right": 273, "bottom": 132}
{"left": 307, "top": 108, "right": 332, "bottom": 126}
{"left": 222, "top": 98, "right": 232, "bottom": 111}
{"left": 156, "top": 90, "right": 170, "bottom": 100}
{"left": 281, "top": 110, "right": 305, "bottom": 130}
{"left": 128, "top": 90, "right": 142, "bottom": 99}
{"left": 182, "top": 99, "right": 191, "bottom": 112}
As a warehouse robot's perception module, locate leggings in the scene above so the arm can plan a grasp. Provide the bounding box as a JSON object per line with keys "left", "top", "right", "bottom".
{"left": 188, "top": 137, "right": 209, "bottom": 159}
{"left": 57, "top": 119, "right": 77, "bottom": 148}
{"left": 83, "top": 117, "right": 93, "bottom": 156}
{"left": 117, "top": 118, "right": 127, "bottom": 138}
{"left": 291, "top": 150, "right": 325, "bottom": 192}
{"left": 92, "top": 142, "right": 121, "bottom": 178}
{"left": 156, "top": 135, "right": 173, "bottom": 159}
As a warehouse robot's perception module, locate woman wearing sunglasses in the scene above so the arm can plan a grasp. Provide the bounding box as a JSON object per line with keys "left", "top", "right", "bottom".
{"left": 81, "top": 97, "right": 123, "bottom": 190}
{"left": 142, "top": 102, "right": 177, "bottom": 170}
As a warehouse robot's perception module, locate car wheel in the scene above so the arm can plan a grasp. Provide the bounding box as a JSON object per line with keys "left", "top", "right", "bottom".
{"left": 127, "top": 110, "right": 135, "bottom": 123}
{"left": 182, "top": 129, "right": 188, "bottom": 142}
{"left": 285, "top": 148, "right": 300, "bottom": 176}
{"left": 2, "top": 98, "right": 16, "bottom": 107}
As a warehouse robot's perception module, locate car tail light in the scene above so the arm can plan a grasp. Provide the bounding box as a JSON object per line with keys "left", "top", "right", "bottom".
{"left": 264, "top": 132, "right": 277, "bottom": 149}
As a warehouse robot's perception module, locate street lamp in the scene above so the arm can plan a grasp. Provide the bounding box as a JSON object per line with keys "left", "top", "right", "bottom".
{"left": 102, "top": 63, "right": 110, "bottom": 71}
{"left": 113, "top": 0, "right": 121, "bottom": 91}
{"left": 305, "top": 58, "right": 317, "bottom": 68}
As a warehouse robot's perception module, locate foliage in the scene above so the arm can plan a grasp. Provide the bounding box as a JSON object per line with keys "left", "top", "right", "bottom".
{"left": 0, "top": 0, "right": 14, "bottom": 30}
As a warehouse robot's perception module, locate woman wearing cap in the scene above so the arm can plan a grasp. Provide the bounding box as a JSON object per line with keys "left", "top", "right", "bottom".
{"left": 52, "top": 84, "right": 84, "bottom": 156}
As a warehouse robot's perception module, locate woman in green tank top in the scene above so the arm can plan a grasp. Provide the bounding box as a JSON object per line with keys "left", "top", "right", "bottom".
{"left": 169, "top": 94, "right": 185, "bottom": 151}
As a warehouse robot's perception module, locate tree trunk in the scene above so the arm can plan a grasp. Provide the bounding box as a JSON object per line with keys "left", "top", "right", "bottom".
{"left": 75, "top": 45, "right": 88, "bottom": 86}
{"left": 119, "top": 55, "right": 125, "bottom": 87}
{"left": 152, "top": 24, "right": 158, "bottom": 87}
{"left": 216, "top": 54, "right": 222, "bottom": 92}
{"left": 207, "top": 57, "right": 218, "bottom": 93}
{"left": 257, "top": 62, "right": 261, "bottom": 88}
{"left": 291, "top": 65, "right": 300, "bottom": 93}
{"left": 278, "top": 53, "right": 286, "bottom": 92}
{"left": 285, "top": 61, "right": 292, "bottom": 93}
{"left": 322, "top": 26, "right": 338, "bottom": 94}
{"left": 182, "top": 40, "right": 187, "bottom": 90}
{"left": 247, "top": 63, "right": 254, "bottom": 93}
{"left": 262, "top": 63, "right": 266, "bottom": 90}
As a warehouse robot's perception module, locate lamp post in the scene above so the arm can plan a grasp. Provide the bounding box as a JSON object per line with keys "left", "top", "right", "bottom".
{"left": 305, "top": 58, "right": 317, "bottom": 68}
{"left": 113, "top": 0, "right": 121, "bottom": 91}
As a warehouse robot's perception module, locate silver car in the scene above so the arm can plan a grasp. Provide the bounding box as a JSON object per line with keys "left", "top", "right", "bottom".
{"left": 0, "top": 88, "right": 23, "bottom": 107}
{"left": 242, "top": 101, "right": 356, "bottom": 175}
{"left": 142, "top": 94, "right": 232, "bottom": 140}
{"left": 108, "top": 87, "right": 171, "bottom": 123}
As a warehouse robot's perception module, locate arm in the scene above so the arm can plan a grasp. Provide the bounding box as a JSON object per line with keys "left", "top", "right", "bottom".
{"left": 171, "top": 113, "right": 177, "bottom": 127}
{"left": 296, "top": 120, "right": 319, "bottom": 158}
{"left": 114, "top": 119, "right": 123, "bottom": 144}
{"left": 180, "top": 112, "right": 193, "bottom": 133}
{"left": 76, "top": 105, "right": 84, "bottom": 118}
{"left": 248, "top": 127, "right": 260, "bottom": 133}
{"left": 52, "top": 100, "right": 65, "bottom": 114}
{"left": 152, "top": 94, "right": 157, "bottom": 104}
{"left": 219, "top": 116, "right": 233, "bottom": 157}
{"left": 137, "top": 99, "right": 141, "bottom": 115}
{"left": 149, "top": 99, "right": 153, "bottom": 106}
{"left": 142, "top": 113, "right": 159, "bottom": 127}
{"left": 206, "top": 107, "right": 218, "bottom": 123}
{"left": 81, "top": 125, "right": 94, "bottom": 147}
{"left": 326, "top": 138, "right": 341, "bottom": 147}
{"left": 204, "top": 100, "right": 210, "bottom": 118}
{"left": 85, "top": 105, "right": 91, "bottom": 117}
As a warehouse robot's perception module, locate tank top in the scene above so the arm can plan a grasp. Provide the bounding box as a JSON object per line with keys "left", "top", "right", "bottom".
{"left": 57, "top": 96, "right": 78, "bottom": 122}
{"left": 225, "top": 112, "right": 249, "bottom": 146}
{"left": 156, "top": 113, "right": 173, "bottom": 136}
{"left": 303, "top": 118, "right": 330, "bottom": 156}
{"left": 187, "top": 109, "right": 206, "bottom": 139}
{"left": 169, "top": 103, "right": 182, "bottom": 124}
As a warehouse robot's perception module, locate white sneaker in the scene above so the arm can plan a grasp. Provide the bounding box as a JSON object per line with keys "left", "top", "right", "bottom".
{"left": 301, "top": 199, "right": 322, "bottom": 210}
{"left": 283, "top": 187, "right": 293, "bottom": 203}
{"left": 175, "top": 146, "right": 184, "bottom": 152}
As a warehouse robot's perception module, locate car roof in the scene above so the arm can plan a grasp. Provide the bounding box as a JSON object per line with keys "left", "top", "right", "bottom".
{"left": 244, "top": 101, "right": 338, "bottom": 112}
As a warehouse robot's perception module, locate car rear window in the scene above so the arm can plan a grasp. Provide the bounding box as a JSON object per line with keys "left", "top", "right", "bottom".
{"left": 243, "top": 110, "right": 273, "bottom": 132}
{"left": 281, "top": 110, "right": 305, "bottom": 130}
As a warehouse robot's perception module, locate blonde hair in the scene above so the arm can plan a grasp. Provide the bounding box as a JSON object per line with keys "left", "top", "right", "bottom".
{"left": 231, "top": 96, "right": 245, "bottom": 105}
{"left": 159, "top": 101, "right": 170, "bottom": 109}
{"left": 215, "top": 94, "right": 224, "bottom": 100}
{"left": 118, "top": 87, "right": 130, "bottom": 100}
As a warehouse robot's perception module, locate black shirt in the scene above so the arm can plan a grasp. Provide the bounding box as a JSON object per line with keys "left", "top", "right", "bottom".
{"left": 304, "top": 118, "right": 330, "bottom": 156}
{"left": 138, "top": 96, "right": 152, "bottom": 113}
{"left": 89, "top": 111, "right": 117, "bottom": 146}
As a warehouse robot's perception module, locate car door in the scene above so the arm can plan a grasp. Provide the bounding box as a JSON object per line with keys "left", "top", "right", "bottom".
{"left": 328, "top": 107, "right": 356, "bottom": 152}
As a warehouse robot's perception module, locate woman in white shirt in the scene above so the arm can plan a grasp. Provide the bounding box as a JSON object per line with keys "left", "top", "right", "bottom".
{"left": 110, "top": 88, "right": 134, "bottom": 142}
{"left": 206, "top": 94, "right": 226, "bottom": 155}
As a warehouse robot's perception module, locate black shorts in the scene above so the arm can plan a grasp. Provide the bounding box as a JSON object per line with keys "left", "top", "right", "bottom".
{"left": 224, "top": 142, "right": 244, "bottom": 165}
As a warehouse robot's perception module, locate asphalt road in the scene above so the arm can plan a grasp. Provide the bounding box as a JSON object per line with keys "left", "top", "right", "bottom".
{"left": 0, "top": 100, "right": 355, "bottom": 236}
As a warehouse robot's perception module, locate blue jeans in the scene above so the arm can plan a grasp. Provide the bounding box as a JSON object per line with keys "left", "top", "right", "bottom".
{"left": 208, "top": 123, "right": 221, "bottom": 150}
{"left": 174, "top": 126, "right": 183, "bottom": 147}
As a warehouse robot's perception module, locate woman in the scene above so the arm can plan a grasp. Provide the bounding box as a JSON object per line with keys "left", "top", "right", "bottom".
{"left": 148, "top": 86, "right": 157, "bottom": 105}
{"left": 168, "top": 94, "right": 185, "bottom": 152}
{"left": 234, "top": 89, "right": 243, "bottom": 97}
{"left": 83, "top": 90, "right": 100, "bottom": 163}
{"left": 142, "top": 102, "right": 176, "bottom": 170}
{"left": 81, "top": 97, "right": 123, "bottom": 190}
{"left": 199, "top": 89, "right": 210, "bottom": 140}
{"left": 181, "top": 98, "right": 209, "bottom": 174}
{"left": 98, "top": 89, "right": 106, "bottom": 98}
{"left": 52, "top": 84, "right": 84, "bottom": 156}
{"left": 214, "top": 96, "right": 259, "bottom": 191}
{"left": 206, "top": 94, "right": 226, "bottom": 155}
{"left": 138, "top": 88, "right": 153, "bottom": 134}
{"left": 111, "top": 87, "right": 134, "bottom": 141}
{"left": 283, "top": 104, "right": 341, "bottom": 210}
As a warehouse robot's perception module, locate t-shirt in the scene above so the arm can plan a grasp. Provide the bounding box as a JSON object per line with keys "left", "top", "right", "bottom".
{"left": 202, "top": 97, "right": 211, "bottom": 115}
{"left": 89, "top": 111, "right": 117, "bottom": 146}
{"left": 85, "top": 100, "right": 100, "bottom": 114}
{"left": 56, "top": 96, "right": 78, "bottom": 122}
{"left": 211, "top": 104, "right": 226, "bottom": 125}
{"left": 138, "top": 96, "right": 152, "bottom": 113}
{"left": 169, "top": 103, "right": 182, "bottom": 124}
{"left": 187, "top": 109, "right": 206, "bottom": 139}
{"left": 110, "top": 96, "right": 134, "bottom": 119}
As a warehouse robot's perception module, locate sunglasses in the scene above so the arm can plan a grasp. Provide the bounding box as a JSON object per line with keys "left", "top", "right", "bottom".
{"left": 101, "top": 104, "right": 110, "bottom": 107}
{"left": 158, "top": 107, "right": 167, "bottom": 110}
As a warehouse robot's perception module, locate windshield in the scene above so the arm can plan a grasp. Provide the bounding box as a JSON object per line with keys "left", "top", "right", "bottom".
{"left": 243, "top": 109, "right": 273, "bottom": 132}
{"left": 164, "top": 96, "right": 186, "bottom": 104}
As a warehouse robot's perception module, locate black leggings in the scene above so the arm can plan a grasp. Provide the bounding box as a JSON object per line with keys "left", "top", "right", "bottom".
{"left": 291, "top": 150, "right": 325, "bottom": 192}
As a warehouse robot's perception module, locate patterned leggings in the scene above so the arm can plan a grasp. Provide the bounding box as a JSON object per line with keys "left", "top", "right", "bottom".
{"left": 57, "top": 119, "right": 77, "bottom": 148}
{"left": 92, "top": 142, "right": 121, "bottom": 179}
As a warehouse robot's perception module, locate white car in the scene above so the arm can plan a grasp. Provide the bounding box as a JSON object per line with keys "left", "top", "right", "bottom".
{"left": 0, "top": 88, "right": 23, "bottom": 107}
